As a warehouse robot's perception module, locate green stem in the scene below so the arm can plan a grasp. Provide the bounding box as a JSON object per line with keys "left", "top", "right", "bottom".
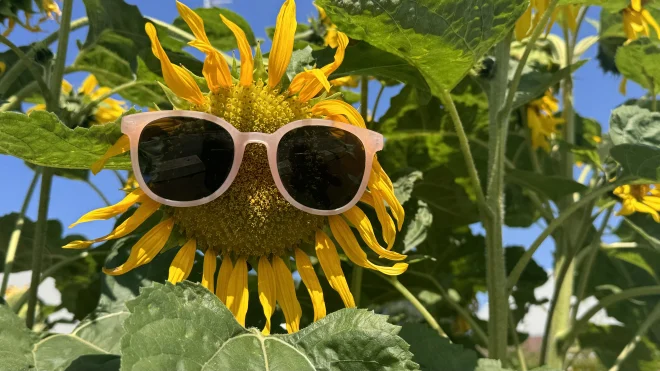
{"left": 0, "top": 35, "right": 50, "bottom": 100}
{"left": 25, "top": 168, "right": 53, "bottom": 329}
{"left": 563, "top": 285, "right": 660, "bottom": 353}
{"left": 112, "top": 170, "right": 127, "bottom": 187}
{"left": 571, "top": 207, "right": 614, "bottom": 324}
{"left": 438, "top": 88, "right": 490, "bottom": 219}
{"left": 0, "top": 81, "right": 39, "bottom": 112}
{"left": 85, "top": 180, "right": 112, "bottom": 207}
{"left": 72, "top": 80, "right": 155, "bottom": 125}
{"left": 407, "top": 271, "right": 489, "bottom": 345}
{"left": 47, "top": 0, "right": 74, "bottom": 111}
{"left": 609, "top": 302, "right": 660, "bottom": 371}
{"left": 484, "top": 34, "right": 512, "bottom": 360}
{"left": 507, "top": 181, "right": 622, "bottom": 290}
{"left": 0, "top": 170, "right": 41, "bottom": 298}
{"left": 379, "top": 275, "right": 448, "bottom": 338}
{"left": 370, "top": 82, "right": 385, "bottom": 125}
{"left": 509, "top": 310, "right": 528, "bottom": 371}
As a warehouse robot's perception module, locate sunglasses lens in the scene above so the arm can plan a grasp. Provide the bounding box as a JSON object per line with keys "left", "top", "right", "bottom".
{"left": 276, "top": 126, "right": 366, "bottom": 210}
{"left": 138, "top": 116, "right": 234, "bottom": 202}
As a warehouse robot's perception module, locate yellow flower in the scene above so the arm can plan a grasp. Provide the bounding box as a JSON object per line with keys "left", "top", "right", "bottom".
{"left": 27, "top": 74, "right": 125, "bottom": 126}
{"left": 527, "top": 90, "right": 563, "bottom": 152}
{"left": 614, "top": 184, "right": 660, "bottom": 222}
{"left": 68, "top": 0, "right": 407, "bottom": 334}
{"left": 315, "top": 4, "right": 339, "bottom": 48}
{"left": 515, "top": 1, "right": 581, "bottom": 40}
{"left": 1, "top": 0, "right": 60, "bottom": 37}
{"left": 623, "top": 0, "right": 660, "bottom": 42}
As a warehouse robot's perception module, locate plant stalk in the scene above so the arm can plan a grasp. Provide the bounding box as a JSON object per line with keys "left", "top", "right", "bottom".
{"left": 0, "top": 35, "right": 51, "bottom": 100}
{"left": 25, "top": 168, "right": 53, "bottom": 329}
{"left": 47, "top": 0, "right": 74, "bottom": 112}
{"left": 0, "top": 170, "right": 41, "bottom": 297}
{"left": 609, "top": 302, "right": 660, "bottom": 371}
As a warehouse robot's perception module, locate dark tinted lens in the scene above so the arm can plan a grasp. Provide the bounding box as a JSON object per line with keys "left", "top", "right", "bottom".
{"left": 138, "top": 116, "right": 234, "bottom": 202}
{"left": 276, "top": 126, "right": 366, "bottom": 210}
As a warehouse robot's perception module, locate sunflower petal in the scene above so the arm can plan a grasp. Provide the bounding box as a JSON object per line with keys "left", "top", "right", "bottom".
{"left": 226, "top": 257, "right": 249, "bottom": 326}
{"left": 168, "top": 239, "right": 197, "bottom": 284}
{"left": 329, "top": 215, "right": 408, "bottom": 276}
{"left": 369, "top": 170, "right": 404, "bottom": 231}
{"left": 342, "top": 206, "right": 406, "bottom": 261}
{"left": 201, "top": 249, "right": 217, "bottom": 292}
{"left": 367, "top": 185, "right": 396, "bottom": 249}
{"left": 102, "top": 218, "right": 174, "bottom": 275}
{"left": 619, "top": 78, "right": 628, "bottom": 96}
{"left": 515, "top": 6, "right": 532, "bottom": 40}
{"left": 70, "top": 188, "right": 146, "bottom": 227}
{"left": 215, "top": 256, "right": 234, "bottom": 303}
{"left": 145, "top": 22, "right": 205, "bottom": 105}
{"left": 273, "top": 256, "right": 302, "bottom": 333}
{"left": 294, "top": 248, "right": 326, "bottom": 321}
{"left": 220, "top": 14, "right": 253, "bottom": 86}
{"left": 257, "top": 256, "right": 277, "bottom": 334}
{"left": 642, "top": 9, "right": 660, "bottom": 38}
{"left": 315, "top": 230, "right": 355, "bottom": 308}
{"left": 632, "top": 0, "right": 642, "bottom": 12}
{"left": 64, "top": 198, "right": 160, "bottom": 249}
{"left": 311, "top": 99, "right": 366, "bottom": 128}
{"left": 80, "top": 74, "right": 97, "bottom": 95}
{"left": 92, "top": 135, "right": 130, "bottom": 175}
{"left": 268, "top": 0, "right": 296, "bottom": 88}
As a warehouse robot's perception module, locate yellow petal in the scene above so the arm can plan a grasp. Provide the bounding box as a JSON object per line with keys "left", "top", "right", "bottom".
{"left": 272, "top": 256, "right": 302, "bottom": 333}
{"left": 92, "top": 134, "right": 130, "bottom": 175}
{"left": 215, "top": 256, "right": 234, "bottom": 303}
{"left": 257, "top": 256, "right": 277, "bottom": 334}
{"left": 168, "top": 239, "right": 197, "bottom": 284}
{"left": 369, "top": 168, "right": 404, "bottom": 231}
{"left": 26, "top": 104, "right": 46, "bottom": 114}
{"left": 61, "top": 80, "right": 73, "bottom": 94}
{"left": 268, "top": 0, "right": 297, "bottom": 88}
{"left": 367, "top": 185, "right": 397, "bottom": 249}
{"left": 642, "top": 9, "right": 660, "bottom": 38}
{"left": 315, "top": 230, "right": 355, "bottom": 308}
{"left": 619, "top": 77, "right": 628, "bottom": 96}
{"left": 220, "top": 14, "right": 253, "bottom": 86}
{"left": 201, "top": 249, "right": 217, "bottom": 293}
{"left": 80, "top": 74, "right": 98, "bottom": 95}
{"left": 145, "top": 22, "right": 205, "bottom": 105}
{"left": 632, "top": 0, "right": 642, "bottom": 12}
{"left": 633, "top": 201, "right": 660, "bottom": 222}
{"left": 329, "top": 215, "right": 408, "bottom": 276}
{"left": 70, "top": 188, "right": 146, "bottom": 227}
{"left": 175, "top": 1, "right": 211, "bottom": 45}
{"left": 311, "top": 99, "right": 366, "bottom": 128}
{"left": 342, "top": 206, "right": 406, "bottom": 260}
{"left": 515, "top": 6, "right": 532, "bottom": 40}
{"left": 226, "top": 257, "right": 249, "bottom": 326}
{"left": 294, "top": 248, "right": 326, "bottom": 322}
{"left": 102, "top": 218, "right": 174, "bottom": 276}
{"left": 63, "top": 198, "right": 160, "bottom": 249}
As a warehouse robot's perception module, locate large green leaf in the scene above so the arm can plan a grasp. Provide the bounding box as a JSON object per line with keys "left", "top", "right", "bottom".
{"left": 0, "top": 304, "right": 34, "bottom": 371}
{"left": 0, "top": 43, "right": 53, "bottom": 100}
{"left": 313, "top": 41, "right": 430, "bottom": 92}
{"left": 610, "top": 144, "right": 660, "bottom": 181}
{"left": 0, "top": 111, "right": 131, "bottom": 170}
{"left": 399, "top": 323, "right": 477, "bottom": 371}
{"left": 610, "top": 105, "right": 660, "bottom": 147}
{"left": 505, "top": 169, "right": 587, "bottom": 201}
{"left": 172, "top": 7, "right": 256, "bottom": 51}
{"left": 121, "top": 282, "right": 418, "bottom": 371}
{"left": 316, "top": 0, "right": 527, "bottom": 95}
{"left": 579, "top": 324, "right": 660, "bottom": 371}
{"left": 511, "top": 60, "right": 587, "bottom": 109}
{"left": 616, "top": 38, "right": 660, "bottom": 95}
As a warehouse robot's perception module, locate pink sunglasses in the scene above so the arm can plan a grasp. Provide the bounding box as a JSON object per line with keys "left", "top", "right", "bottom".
{"left": 121, "top": 110, "right": 384, "bottom": 216}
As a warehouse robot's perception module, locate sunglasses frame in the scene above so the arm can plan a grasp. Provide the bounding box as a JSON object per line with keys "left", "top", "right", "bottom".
{"left": 121, "top": 110, "right": 384, "bottom": 216}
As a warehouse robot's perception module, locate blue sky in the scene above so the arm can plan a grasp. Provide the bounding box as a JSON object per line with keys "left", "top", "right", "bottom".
{"left": 0, "top": 2, "right": 645, "bottom": 271}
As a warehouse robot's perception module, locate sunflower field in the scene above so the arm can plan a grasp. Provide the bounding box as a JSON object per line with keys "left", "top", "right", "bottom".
{"left": 1, "top": 0, "right": 660, "bottom": 370}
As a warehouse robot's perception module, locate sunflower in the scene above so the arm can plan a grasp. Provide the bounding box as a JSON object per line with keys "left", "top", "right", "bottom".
{"left": 614, "top": 184, "right": 660, "bottom": 222}
{"left": 65, "top": 0, "right": 407, "bottom": 334}
{"left": 1, "top": 0, "right": 61, "bottom": 37}
{"left": 515, "top": 0, "right": 581, "bottom": 40}
{"left": 28, "top": 74, "right": 125, "bottom": 126}
{"left": 619, "top": 0, "right": 660, "bottom": 95}
{"left": 526, "top": 89, "right": 563, "bottom": 152}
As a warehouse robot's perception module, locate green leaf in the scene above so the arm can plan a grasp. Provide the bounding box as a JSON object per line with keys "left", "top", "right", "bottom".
{"left": 316, "top": 0, "right": 528, "bottom": 95}
{"left": 0, "top": 110, "right": 131, "bottom": 170}
{"left": 616, "top": 38, "right": 660, "bottom": 95}
{"left": 579, "top": 324, "right": 660, "bottom": 371}
{"left": 399, "top": 323, "right": 477, "bottom": 371}
{"left": 475, "top": 359, "right": 515, "bottom": 371}
{"left": 511, "top": 60, "right": 587, "bottom": 109}
{"left": 0, "top": 304, "right": 34, "bottom": 371}
{"left": 313, "top": 41, "right": 430, "bottom": 92}
{"left": 0, "top": 43, "right": 53, "bottom": 99}
{"left": 505, "top": 169, "right": 587, "bottom": 201}
{"left": 610, "top": 105, "right": 660, "bottom": 147}
{"left": 173, "top": 7, "right": 256, "bottom": 50}
{"left": 121, "top": 282, "right": 418, "bottom": 371}
{"left": 558, "top": 0, "right": 617, "bottom": 6}
{"left": 610, "top": 144, "right": 660, "bottom": 181}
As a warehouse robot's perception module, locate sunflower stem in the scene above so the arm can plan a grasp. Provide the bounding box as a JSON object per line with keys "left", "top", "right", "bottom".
{"left": 381, "top": 275, "right": 448, "bottom": 338}
{"left": 25, "top": 168, "right": 54, "bottom": 329}
{"left": 0, "top": 169, "right": 41, "bottom": 298}
{"left": 609, "top": 302, "right": 660, "bottom": 371}
{"left": 370, "top": 82, "right": 385, "bottom": 127}
{"left": 509, "top": 310, "right": 528, "bottom": 371}
{"left": 47, "top": 0, "right": 73, "bottom": 112}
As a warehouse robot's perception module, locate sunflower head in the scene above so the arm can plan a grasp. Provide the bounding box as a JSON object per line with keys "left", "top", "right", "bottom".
{"left": 70, "top": 0, "right": 407, "bottom": 334}
{"left": 614, "top": 184, "right": 660, "bottom": 222}
{"left": 622, "top": 0, "right": 660, "bottom": 42}
{"left": 526, "top": 89, "right": 563, "bottom": 152}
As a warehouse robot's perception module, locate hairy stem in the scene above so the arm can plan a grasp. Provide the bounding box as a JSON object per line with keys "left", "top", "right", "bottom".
{"left": 25, "top": 168, "right": 53, "bottom": 329}
{"left": 509, "top": 310, "right": 528, "bottom": 371}
{"left": 609, "top": 302, "right": 660, "bottom": 371}
{"left": 0, "top": 170, "right": 41, "bottom": 297}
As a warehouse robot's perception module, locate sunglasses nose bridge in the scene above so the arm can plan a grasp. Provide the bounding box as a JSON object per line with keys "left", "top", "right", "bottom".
{"left": 239, "top": 132, "right": 273, "bottom": 147}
